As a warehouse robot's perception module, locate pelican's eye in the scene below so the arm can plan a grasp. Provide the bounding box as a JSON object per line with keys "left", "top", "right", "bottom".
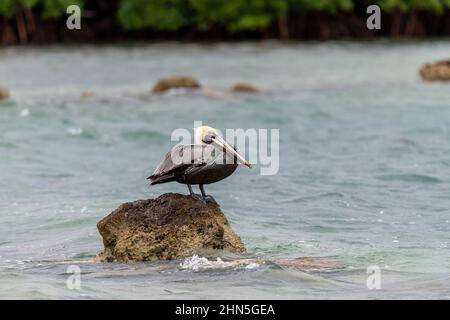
{"left": 203, "top": 134, "right": 213, "bottom": 144}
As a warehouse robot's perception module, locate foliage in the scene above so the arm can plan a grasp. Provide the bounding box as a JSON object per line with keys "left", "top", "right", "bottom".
{"left": 0, "top": 0, "right": 82, "bottom": 19}
{"left": 41, "top": 0, "right": 83, "bottom": 19}
{"left": 1, "top": 0, "right": 450, "bottom": 31}
{"left": 376, "top": 0, "right": 450, "bottom": 13}
{"left": 116, "top": 0, "right": 354, "bottom": 32}
{"left": 291, "top": 0, "right": 354, "bottom": 14}
{"left": 117, "top": 0, "right": 191, "bottom": 30}
{"left": 0, "top": 0, "right": 39, "bottom": 18}
{"left": 189, "top": 0, "right": 287, "bottom": 31}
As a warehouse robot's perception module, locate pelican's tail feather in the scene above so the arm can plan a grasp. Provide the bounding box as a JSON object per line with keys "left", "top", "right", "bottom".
{"left": 148, "top": 173, "right": 177, "bottom": 185}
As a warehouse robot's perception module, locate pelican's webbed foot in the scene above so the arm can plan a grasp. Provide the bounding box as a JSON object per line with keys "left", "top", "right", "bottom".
{"left": 187, "top": 184, "right": 205, "bottom": 203}
{"left": 192, "top": 194, "right": 205, "bottom": 202}
{"left": 199, "top": 184, "right": 219, "bottom": 206}
{"left": 203, "top": 195, "right": 218, "bottom": 205}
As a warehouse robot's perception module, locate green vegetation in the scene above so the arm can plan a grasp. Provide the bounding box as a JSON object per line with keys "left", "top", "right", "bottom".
{"left": 0, "top": 0, "right": 82, "bottom": 19}
{"left": 116, "top": 0, "right": 356, "bottom": 31}
{"left": 114, "top": 0, "right": 450, "bottom": 32}
{"left": 2, "top": 0, "right": 450, "bottom": 29}
{"left": 1, "top": 0, "right": 450, "bottom": 34}
{"left": 41, "top": 0, "right": 83, "bottom": 19}
{"left": 117, "top": 0, "right": 191, "bottom": 30}
{"left": 376, "top": 0, "right": 450, "bottom": 13}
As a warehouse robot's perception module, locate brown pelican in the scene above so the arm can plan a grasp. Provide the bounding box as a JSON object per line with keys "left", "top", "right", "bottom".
{"left": 148, "top": 126, "right": 252, "bottom": 204}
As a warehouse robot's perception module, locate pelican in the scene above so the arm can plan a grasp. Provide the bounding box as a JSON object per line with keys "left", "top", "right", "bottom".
{"left": 148, "top": 126, "right": 252, "bottom": 204}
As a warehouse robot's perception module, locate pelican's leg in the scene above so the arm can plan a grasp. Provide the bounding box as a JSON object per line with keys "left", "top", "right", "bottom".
{"left": 187, "top": 184, "right": 204, "bottom": 202}
{"left": 199, "top": 184, "right": 218, "bottom": 205}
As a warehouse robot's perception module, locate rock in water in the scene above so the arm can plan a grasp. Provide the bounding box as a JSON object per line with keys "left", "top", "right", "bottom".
{"left": 96, "top": 193, "right": 246, "bottom": 263}
{"left": 0, "top": 87, "right": 11, "bottom": 100}
{"left": 81, "top": 90, "right": 95, "bottom": 98}
{"left": 151, "top": 76, "right": 201, "bottom": 93}
{"left": 230, "top": 82, "right": 259, "bottom": 93}
{"left": 420, "top": 60, "right": 450, "bottom": 81}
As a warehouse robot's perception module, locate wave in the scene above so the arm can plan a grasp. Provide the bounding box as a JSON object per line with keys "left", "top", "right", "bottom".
{"left": 376, "top": 174, "right": 442, "bottom": 184}
{"left": 179, "top": 255, "right": 260, "bottom": 272}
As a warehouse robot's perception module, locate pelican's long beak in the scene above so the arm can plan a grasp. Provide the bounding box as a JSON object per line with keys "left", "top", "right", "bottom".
{"left": 212, "top": 136, "right": 252, "bottom": 168}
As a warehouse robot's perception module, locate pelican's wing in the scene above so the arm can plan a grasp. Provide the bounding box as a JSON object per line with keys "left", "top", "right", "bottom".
{"left": 147, "top": 144, "right": 214, "bottom": 185}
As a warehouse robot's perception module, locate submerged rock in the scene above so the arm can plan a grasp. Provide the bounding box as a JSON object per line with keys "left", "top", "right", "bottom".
{"left": 81, "top": 90, "right": 95, "bottom": 98}
{"left": 96, "top": 193, "right": 246, "bottom": 263}
{"left": 152, "top": 76, "right": 201, "bottom": 93}
{"left": 230, "top": 82, "right": 259, "bottom": 93}
{"left": 0, "top": 87, "right": 11, "bottom": 100}
{"left": 420, "top": 60, "right": 450, "bottom": 81}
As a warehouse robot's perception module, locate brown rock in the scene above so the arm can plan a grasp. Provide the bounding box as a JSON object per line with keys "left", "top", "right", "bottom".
{"left": 230, "top": 82, "right": 259, "bottom": 93}
{"left": 0, "top": 87, "right": 11, "bottom": 100}
{"left": 420, "top": 60, "right": 450, "bottom": 81}
{"left": 152, "top": 76, "right": 201, "bottom": 93}
{"left": 81, "top": 90, "right": 95, "bottom": 98}
{"left": 96, "top": 193, "right": 246, "bottom": 263}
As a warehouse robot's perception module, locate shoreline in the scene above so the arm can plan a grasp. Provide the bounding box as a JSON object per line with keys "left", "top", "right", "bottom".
{"left": 0, "top": 37, "right": 449, "bottom": 51}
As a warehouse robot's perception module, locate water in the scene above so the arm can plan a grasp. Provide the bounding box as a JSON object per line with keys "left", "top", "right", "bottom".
{"left": 1, "top": 41, "right": 450, "bottom": 299}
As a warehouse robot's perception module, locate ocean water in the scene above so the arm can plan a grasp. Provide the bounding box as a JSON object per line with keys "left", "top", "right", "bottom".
{"left": 1, "top": 41, "right": 450, "bottom": 299}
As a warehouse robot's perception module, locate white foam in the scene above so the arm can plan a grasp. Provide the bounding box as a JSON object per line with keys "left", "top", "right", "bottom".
{"left": 163, "top": 88, "right": 191, "bottom": 96}
{"left": 179, "top": 255, "right": 260, "bottom": 272}
{"left": 67, "top": 127, "right": 83, "bottom": 135}
{"left": 245, "top": 263, "right": 260, "bottom": 270}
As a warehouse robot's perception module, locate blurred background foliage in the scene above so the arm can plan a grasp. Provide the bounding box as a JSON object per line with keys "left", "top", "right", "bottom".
{"left": 0, "top": 0, "right": 83, "bottom": 19}
{"left": 377, "top": 0, "right": 450, "bottom": 13}
{"left": 1, "top": 0, "right": 450, "bottom": 31}
{"left": 115, "top": 0, "right": 450, "bottom": 31}
{"left": 1, "top": 0, "right": 450, "bottom": 44}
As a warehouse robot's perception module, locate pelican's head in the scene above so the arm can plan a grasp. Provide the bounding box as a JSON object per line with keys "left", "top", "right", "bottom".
{"left": 194, "top": 125, "right": 252, "bottom": 168}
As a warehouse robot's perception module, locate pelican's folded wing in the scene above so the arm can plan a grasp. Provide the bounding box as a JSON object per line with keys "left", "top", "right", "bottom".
{"left": 147, "top": 144, "right": 213, "bottom": 185}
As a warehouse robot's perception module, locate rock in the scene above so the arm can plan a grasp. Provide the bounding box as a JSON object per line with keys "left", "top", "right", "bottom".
{"left": 152, "top": 76, "right": 201, "bottom": 93}
{"left": 230, "top": 82, "right": 259, "bottom": 93}
{"left": 96, "top": 193, "right": 246, "bottom": 263}
{"left": 420, "top": 60, "right": 450, "bottom": 81}
{"left": 81, "top": 90, "right": 95, "bottom": 98}
{"left": 0, "top": 87, "right": 11, "bottom": 100}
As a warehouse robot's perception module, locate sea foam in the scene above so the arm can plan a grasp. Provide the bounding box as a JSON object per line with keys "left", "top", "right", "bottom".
{"left": 179, "top": 255, "right": 260, "bottom": 272}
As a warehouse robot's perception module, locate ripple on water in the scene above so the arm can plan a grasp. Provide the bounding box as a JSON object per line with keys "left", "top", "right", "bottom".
{"left": 376, "top": 174, "right": 442, "bottom": 184}
{"left": 120, "top": 130, "right": 166, "bottom": 142}
{"left": 0, "top": 142, "right": 16, "bottom": 149}
{"left": 275, "top": 192, "right": 344, "bottom": 204}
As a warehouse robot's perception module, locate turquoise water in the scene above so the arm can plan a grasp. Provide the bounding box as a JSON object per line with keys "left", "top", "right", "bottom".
{"left": 1, "top": 41, "right": 450, "bottom": 299}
